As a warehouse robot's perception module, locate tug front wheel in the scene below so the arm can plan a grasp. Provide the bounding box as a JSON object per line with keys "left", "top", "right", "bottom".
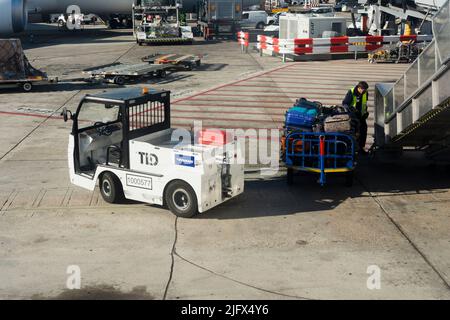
{"left": 100, "top": 172, "right": 124, "bottom": 203}
{"left": 165, "top": 181, "right": 198, "bottom": 218}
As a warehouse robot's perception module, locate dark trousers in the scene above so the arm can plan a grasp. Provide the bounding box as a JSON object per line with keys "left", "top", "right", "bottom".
{"left": 359, "top": 118, "right": 368, "bottom": 150}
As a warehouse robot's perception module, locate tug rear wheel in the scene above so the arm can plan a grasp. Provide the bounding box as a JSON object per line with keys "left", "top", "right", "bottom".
{"left": 165, "top": 181, "right": 198, "bottom": 218}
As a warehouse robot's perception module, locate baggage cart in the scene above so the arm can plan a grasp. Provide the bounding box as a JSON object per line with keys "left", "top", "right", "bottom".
{"left": 0, "top": 39, "right": 57, "bottom": 92}
{"left": 283, "top": 131, "right": 356, "bottom": 186}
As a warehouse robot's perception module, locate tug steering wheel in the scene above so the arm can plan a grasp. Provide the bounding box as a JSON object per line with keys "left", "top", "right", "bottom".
{"left": 94, "top": 122, "right": 113, "bottom": 136}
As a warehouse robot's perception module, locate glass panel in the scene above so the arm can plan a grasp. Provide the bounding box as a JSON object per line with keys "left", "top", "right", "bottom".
{"left": 433, "top": 0, "right": 450, "bottom": 62}
{"left": 393, "top": 76, "right": 405, "bottom": 111}
{"left": 384, "top": 89, "right": 394, "bottom": 121}
{"left": 405, "top": 60, "right": 419, "bottom": 98}
{"left": 388, "top": 117, "right": 397, "bottom": 139}
{"left": 417, "top": 85, "right": 433, "bottom": 118}
{"left": 419, "top": 42, "right": 436, "bottom": 85}
{"left": 400, "top": 102, "right": 413, "bottom": 130}
{"left": 78, "top": 103, "right": 121, "bottom": 130}
{"left": 436, "top": 67, "right": 450, "bottom": 105}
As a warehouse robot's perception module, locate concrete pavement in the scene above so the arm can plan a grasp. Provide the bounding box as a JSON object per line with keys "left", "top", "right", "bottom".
{"left": 0, "top": 27, "right": 449, "bottom": 299}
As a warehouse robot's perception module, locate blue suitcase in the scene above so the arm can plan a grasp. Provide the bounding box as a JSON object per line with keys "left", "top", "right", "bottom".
{"left": 285, "top": 107, "right": 318, "bottom": 129}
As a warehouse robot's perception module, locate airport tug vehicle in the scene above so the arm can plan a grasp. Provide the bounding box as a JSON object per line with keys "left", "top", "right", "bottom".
{"left": 61, "top": 88, "right": 244, "bottom": 218}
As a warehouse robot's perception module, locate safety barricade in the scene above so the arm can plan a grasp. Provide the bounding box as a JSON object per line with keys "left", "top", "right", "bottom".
{"left": 237, "top": 31, "right": 250, "bottom": 53}
{"left": 256, "top": 34, "right": 433, "bottom": 61}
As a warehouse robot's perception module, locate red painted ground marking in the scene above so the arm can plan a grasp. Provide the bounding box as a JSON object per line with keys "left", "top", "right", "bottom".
{"left": 216, "top": 86, "right": 345, "bottom": 93}
{"left": 171, "top": 114, "right": 278, "bottom": 124}
{"left": 259, "top": 75, "right": 399, "bottom": 81}
{"left": 183, "top": 97, "right": 294, "bottom": 103}
{"left": 0, "top": 110, "right": 62, "bottom": 120}
{"left": 234, "top": 80, "right": 380, "bottom": 85}
{"left": 172, "top": 63, "right": 298, "bottom": 104}
{"left": 172, "top": 108, "right": 285, "bottom": 116}
{"left": 173, "top": 102, "right": 290, "bottom": 109}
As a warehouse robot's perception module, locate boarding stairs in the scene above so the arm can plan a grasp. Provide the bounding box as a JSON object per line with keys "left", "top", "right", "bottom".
{"left": 373, "top": 0, "right": 450, "bottom": 160}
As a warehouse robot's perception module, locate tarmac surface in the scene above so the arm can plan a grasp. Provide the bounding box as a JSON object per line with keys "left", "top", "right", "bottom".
{"left": 0, "top": 26, "right": 449, "bottom": 299}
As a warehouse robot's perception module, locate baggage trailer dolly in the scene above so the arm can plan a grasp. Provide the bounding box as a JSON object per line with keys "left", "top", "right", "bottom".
{"left": 83, "top": 62, "right": 170, "bottom": 85}
{"left": 61, "top": 87, "right": 244, "bottom": 218}
{"left": 283, "top": 131, "right": 356, "bottom": 187}
{"left": 141, "top": 53, "right": 201, "bottom": 71}
{"left": 0, "top": 76, "right": 58, "bottom": 92}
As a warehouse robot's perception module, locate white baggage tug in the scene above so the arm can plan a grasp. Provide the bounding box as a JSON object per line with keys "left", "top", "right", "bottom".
{"left": 61, "top": 88, "right": 244, "bottom": 218}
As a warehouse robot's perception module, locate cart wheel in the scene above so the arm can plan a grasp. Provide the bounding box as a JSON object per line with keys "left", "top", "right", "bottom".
{"left": 287, "top": 168, "right": 294, "bottom": 185}
{"left": 100, "top": 172, "right": 124, "bottom": 204}
{"left": 165, "top": 180, "right": 198, "bottom": 218}
{"left": 157, "top": 70, "right": 167, "bottom": 78}
{"left": 58, "top": 20, "right": 66, "bottom": 30}
{"left": 345, "top": 171, "right": 354, "bottom": 187}
{"left": 183, "top": 63, "right": 192, "bottom": 71}
{"left": 22, "top": 82, "right": 33, "bottom": 92}
{"left": 114, "top": 76, "right": 126, "bottom": 85}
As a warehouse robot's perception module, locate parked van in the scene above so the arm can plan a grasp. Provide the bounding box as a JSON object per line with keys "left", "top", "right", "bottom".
{"left": 241, "top": 10, "right": 268, "bottom": 29}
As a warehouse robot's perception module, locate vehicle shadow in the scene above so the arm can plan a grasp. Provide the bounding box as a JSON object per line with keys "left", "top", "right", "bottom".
{"left": 195, "top": 63, "right": 228, "bottom": 72}
{"left": 198, "top": 159, "right": 450, "bottom": 220}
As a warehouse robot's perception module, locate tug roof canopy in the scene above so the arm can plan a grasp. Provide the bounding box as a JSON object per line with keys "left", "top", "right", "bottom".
{"left": 83, "top": 87, "right": 170, "bottom": 106}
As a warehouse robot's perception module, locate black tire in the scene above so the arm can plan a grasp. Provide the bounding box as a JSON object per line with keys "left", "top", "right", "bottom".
{"left": 58, "top": 20, "right": 66, "bottom": 30}
{"left": 22, "top": 82, "right": 33, "bottom": 92}
{"left": 182, "top": 63, "right": 192, "bottom": 71}
{"left": 157, "top": 69, "right": 167, "bottom": 78}
{"left": 345, "top": 171, "right": 354, "bottom": 187}
{"left": 165, "top": 181, "right": 198, "bottom": 218}
{"left": 114, "top": 76, "right": 126, "bottom": 85}
{"left": 100, "top": 172, "right": 124, "bottom": 204}
{"left": 256, "top": 22, "right": 265, "bottom": 30}
{"left": 287, "top": 168, "right": 294, "bottom": 185}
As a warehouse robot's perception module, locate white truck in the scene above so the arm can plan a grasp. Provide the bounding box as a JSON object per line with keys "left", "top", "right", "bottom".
{"left": 61, "top": 87, "right": 244, "bottom": 218}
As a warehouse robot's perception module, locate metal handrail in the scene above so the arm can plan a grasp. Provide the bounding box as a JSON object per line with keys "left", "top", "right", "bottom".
{"left": 385, "top": 56, "right": 450, "bottom": 123}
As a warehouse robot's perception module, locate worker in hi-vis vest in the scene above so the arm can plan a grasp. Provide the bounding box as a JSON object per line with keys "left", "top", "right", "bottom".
{"left": 342, "top": 81, "right": 369, "bottom": 154}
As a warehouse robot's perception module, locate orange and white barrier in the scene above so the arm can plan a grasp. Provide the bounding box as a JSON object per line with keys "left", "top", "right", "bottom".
{"left": 256, "top": 34, "right": 433, "bottom": 59}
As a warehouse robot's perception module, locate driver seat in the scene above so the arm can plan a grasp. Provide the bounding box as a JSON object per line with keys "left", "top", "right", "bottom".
{"left": 106, "top": 145, "right": 122, "bottom": 167}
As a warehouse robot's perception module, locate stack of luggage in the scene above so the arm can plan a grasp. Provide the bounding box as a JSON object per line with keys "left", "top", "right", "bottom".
{"left": 284, "top": 98, "right": 359, "bottom": 137}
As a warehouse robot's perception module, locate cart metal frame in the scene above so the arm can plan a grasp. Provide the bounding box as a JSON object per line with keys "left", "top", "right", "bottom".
{"left": 83, "top": 62, "right": 169, "bottom": 84}
{"left": 284, "top": 131, "right": 356, "bottom": 186}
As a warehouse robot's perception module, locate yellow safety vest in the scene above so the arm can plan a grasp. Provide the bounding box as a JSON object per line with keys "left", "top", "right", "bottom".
{"left": 350, "top": 87, "right": 368, "bottom": 116}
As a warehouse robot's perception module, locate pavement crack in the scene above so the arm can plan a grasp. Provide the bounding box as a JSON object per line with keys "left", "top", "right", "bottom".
{"left": 163, "top": 216, "right": 178, "bottom": 300}
{"left": 357, "top": 177, "right": 450, "bottom": 290}
{"left": 0, "top": 90, "right": 80, "bottom": 163}
{"left": 173, "top": 251, "right": 314, "bottom": 300}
